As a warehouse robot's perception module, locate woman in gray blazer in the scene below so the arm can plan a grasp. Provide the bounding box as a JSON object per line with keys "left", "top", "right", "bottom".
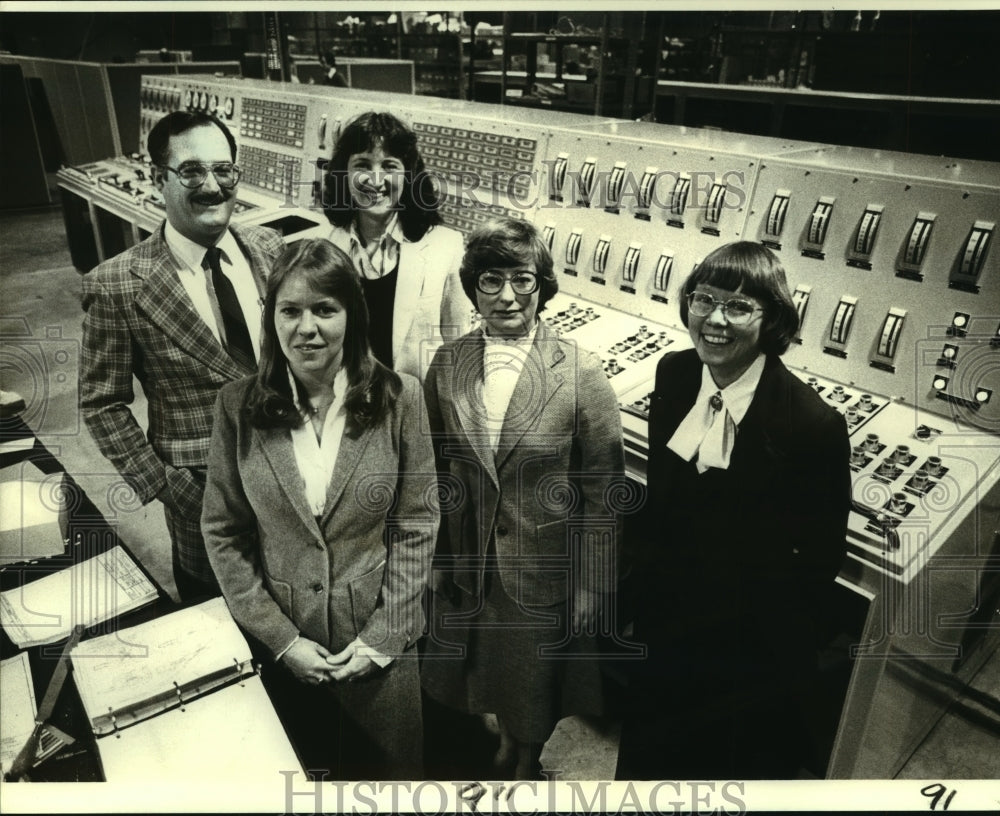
{"left": 202, "top": 238, "right": 439, "bottom": 779}
{"left": 323, "top": 111, "right": 470, "bottom": 381}
{"left": 421, "top": 217, "right": 626, "bottom": 779}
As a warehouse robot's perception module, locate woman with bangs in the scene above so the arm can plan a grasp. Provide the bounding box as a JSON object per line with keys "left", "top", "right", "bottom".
{"left": 202, "top": 238, "right": 438, "bottom": 779}
{"left": 616, "top": 241, "right": 851, "bottom": 780}
{"left": 323, "top": 111, "right": 469, "bottom": 381}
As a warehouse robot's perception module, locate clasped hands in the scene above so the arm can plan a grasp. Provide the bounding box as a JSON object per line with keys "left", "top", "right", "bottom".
{"left": 281, "top": 636, "right": 377, "bottom": 686}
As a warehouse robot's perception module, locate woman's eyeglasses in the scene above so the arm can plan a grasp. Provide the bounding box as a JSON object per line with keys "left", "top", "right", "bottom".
{"left": 476, "top": 270, "right": 539, "bottom": 296}
{"left": 159, "top": 162, "right": 241, "bottom": 189}
{"left": 686, "top": 291, "right": 763, "bottom": 325}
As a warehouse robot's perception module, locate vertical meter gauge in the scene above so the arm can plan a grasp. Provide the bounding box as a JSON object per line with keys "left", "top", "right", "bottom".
{"left": 224, "top": 97, "right": 235, "bottom": 119}
{"left": 209, "top": 95, "right": 220, "bottom": 114}
{"left": 183, "top": 89, "right": 193, "bottom": 109}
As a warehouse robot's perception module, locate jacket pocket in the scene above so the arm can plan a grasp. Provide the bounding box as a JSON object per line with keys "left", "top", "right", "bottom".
{"left": 347, "top": 559, "right": 386, "bottom": 635}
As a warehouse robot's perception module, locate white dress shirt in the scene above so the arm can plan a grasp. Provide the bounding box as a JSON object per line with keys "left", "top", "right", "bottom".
{"left": 164, "top": 223, "right": 263, "bottom": 360}
{"left": 667, "top": 354, "right": 766, "bottom": 474}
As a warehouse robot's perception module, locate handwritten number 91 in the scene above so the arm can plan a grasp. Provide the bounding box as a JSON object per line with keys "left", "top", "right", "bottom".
{"left": 921, "top": 783, "right": 957, "bottom": 811}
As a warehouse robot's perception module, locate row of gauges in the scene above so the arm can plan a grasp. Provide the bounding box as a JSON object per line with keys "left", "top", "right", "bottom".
{"left": 545, "top": 153, "right": 738, "bottom": 236}
{"left": 181, "top": 89, "right": 236, "bottom": 120}
{"left": 761, "top": 190, "right": 994, "bottom": 293}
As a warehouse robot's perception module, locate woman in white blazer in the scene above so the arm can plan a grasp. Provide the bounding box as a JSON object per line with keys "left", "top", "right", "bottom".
{"left": 323, "top": 111, "right": 469, "bottom": 381}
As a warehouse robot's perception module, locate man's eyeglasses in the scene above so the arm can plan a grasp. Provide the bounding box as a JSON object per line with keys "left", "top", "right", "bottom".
{"left": 476, "top": 270, "right": 539, "bottom": 296}
{"left": 159, "top": 162, "right": 241, "bottom": 189}
{"left": 686, "top": 291, "right": 763, "bottom": 325}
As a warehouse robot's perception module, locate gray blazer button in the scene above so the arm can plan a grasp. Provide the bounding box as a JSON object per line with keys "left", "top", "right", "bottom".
{"left": 496, "top": 525, "right": 508, "bottom": 536}
{"left": 311, "top": 582, "right": 324, "bottom": 593}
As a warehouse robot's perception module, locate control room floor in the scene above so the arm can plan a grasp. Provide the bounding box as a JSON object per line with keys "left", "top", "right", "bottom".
{"left": 1, "top": 198, "right": 998, "bottom": 783}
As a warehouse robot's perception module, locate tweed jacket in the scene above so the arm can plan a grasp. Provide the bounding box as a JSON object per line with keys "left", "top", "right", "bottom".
{"left": 424, "top": 320, "right": 626, "bottom": 607}
{"left": 202, "top": 373, "right": 439, "bottom": 661}
{"left": 80, "top": 222, "right": 285, "bottom": 505}
{"left": 327, "top": 223, "right": 470, "bottom": 380}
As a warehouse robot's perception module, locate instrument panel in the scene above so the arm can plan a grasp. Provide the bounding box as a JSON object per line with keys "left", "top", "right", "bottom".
{"left": 69, "top": 73, "right": 1000, "bottom": 592}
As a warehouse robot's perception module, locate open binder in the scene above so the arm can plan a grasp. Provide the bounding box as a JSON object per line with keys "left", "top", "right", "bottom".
{"left": 69, "top": 597, "right": 302, "bottom": 781}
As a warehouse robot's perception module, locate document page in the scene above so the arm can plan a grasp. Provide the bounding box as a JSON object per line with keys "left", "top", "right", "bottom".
{"left": 71, "top": 596, "right": 253, "bottom": 734}
{"left": 0, "top": 652, "right": 37, "bottom": 774}
{"left": 95, "top": 675, "right": 303, "bottom": 782}
{"left": 0, "top": 545, "right": 157, "bottom": 648}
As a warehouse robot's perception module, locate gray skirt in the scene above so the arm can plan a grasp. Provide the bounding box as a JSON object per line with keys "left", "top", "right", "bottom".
{"left": 421, "top": 561, "right": 604, "bottom": 744}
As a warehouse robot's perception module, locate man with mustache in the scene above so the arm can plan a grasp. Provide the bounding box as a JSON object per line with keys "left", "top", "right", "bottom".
{"left": 80, "top": 111, "right": 285, "bottom": 601}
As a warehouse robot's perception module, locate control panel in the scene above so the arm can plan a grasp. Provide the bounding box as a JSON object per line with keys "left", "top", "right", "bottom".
{"left": 64, "top": 75, "right": 1000, "bottom": 590}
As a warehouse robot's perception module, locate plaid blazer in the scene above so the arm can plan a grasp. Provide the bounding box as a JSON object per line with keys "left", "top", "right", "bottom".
{"left": 80, "top": 222, "right": 285, "bottom": 505}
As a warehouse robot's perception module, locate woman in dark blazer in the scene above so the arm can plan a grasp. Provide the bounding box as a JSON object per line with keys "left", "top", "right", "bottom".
{"left": 421, "top": 217, "right": 626, "bottom": 779}
{"left": 201, "top": 238, "right": 439, "bottom": 779}
{"left": 616, "top": 241, "right": 851, "bottom": 780}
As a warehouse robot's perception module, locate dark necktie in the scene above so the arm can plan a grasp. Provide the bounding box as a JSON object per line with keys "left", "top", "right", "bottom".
{"left": 202, "top": 246, "right": 255, "bottom": 370}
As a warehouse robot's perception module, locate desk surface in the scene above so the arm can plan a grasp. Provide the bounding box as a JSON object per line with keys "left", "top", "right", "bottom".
{"left": 1, "top": 414, "right": 172, "bottom": 781}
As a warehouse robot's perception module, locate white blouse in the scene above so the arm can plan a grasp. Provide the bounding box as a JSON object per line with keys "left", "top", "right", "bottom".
{"left": 287, "top": 366, "right": 349, "bottom": 516}
{"left": 482, "top": 323, "right": 538, "bottom": 453}
{"left": 666, "top": 353, "right": 766, "bottom": 473}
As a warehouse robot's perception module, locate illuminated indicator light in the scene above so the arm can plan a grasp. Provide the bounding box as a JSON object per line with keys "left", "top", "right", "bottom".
{"left": 953, "top": 314, "right": 968, "bottom": 328}
{"left": 976, "top": 389, "right": 992, "bottom": 404}
{"left": 933, "top": 376, "right": 949, "bottom": 391}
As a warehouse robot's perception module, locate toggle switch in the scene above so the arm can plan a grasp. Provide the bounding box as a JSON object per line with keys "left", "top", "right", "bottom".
{"left": 849, "top": 203, "right": 884, "bottom": 264}
{"left": 592, "top": 236, "right": 611, "bottom": 282}
{"left": 892, "top": 444, "right": 912, "bottom": 464}
{"left": 621, "top": 243, "right": 641, "bottom": 292}
{"left": 831, "top": 385, "right": 850, "bottom": 403}
{"left": 825, "top": 296, "right": 857, "bottom": 357}
{"left": 762, "top": 189, "right": 791, "bottom": 248}
{"left": 701, "top": 182, "right": 727, "bottom": 235}
{"left": 910, "top": 469, "right": 930, "bottom": 491}
{"left": 864, "top": 433, "right": 881, "bottom": 453}
{"left": 850, "top": 445, "right": 868, "bottom": 467}
{"left": 651, "top": 251, "right": 674, "bottom": 303}
{"left": 949, "top": 220, "right": 994, "bottom": 294}
{"left": 549, "top": 152, "right": 569, "bottom": 202}
{"left": 635, "top": 166, "right": 658, "bottom": 220}
{"left": 576, "top": 157, "right": 597, "bottom": 207}
{"left": 791, "top": 285, "right": 812, "bottom": 336}
{"left": 667, "top": 174, "right": 691, "bottom": 227}
{"left": 897, "top": 212, "right": 935, "bottom": 280}
{"left": 542, "top": 223, "right": 556, "bottom": 251}
{"left": 564, "top": 228, "right": 583, "bottom": 274}
{"left": 802, "top": 196, "right": 835, "bottom": 259}
{"left": 605, "top": 161, "right": 627, "bottom": 213}
{"left": 871, "top": 307, "right": 906, "bottom": 372}
{"left": 858, "top": 394, "right": 874, "bottom": 411}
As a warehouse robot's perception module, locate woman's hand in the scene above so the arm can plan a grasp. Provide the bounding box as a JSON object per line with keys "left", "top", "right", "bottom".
{"left": 280, "top": 638, "right": 337, "bottom": 686}
{"left": 327, "top": 637, "right": 379, "bottom": 683}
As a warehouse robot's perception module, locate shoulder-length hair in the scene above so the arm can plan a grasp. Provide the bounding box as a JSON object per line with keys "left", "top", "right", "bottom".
{"left": 246, "top": 238, "right": 401, "bottom": 430}
{"left": 321, "top": 111, "right": 440, "bottom": 242}
{"left": 679, "top": 241, "right": 799, "bottom": 356}
{"left": 459, "top": 217, "right": 558, "bottom": 312}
